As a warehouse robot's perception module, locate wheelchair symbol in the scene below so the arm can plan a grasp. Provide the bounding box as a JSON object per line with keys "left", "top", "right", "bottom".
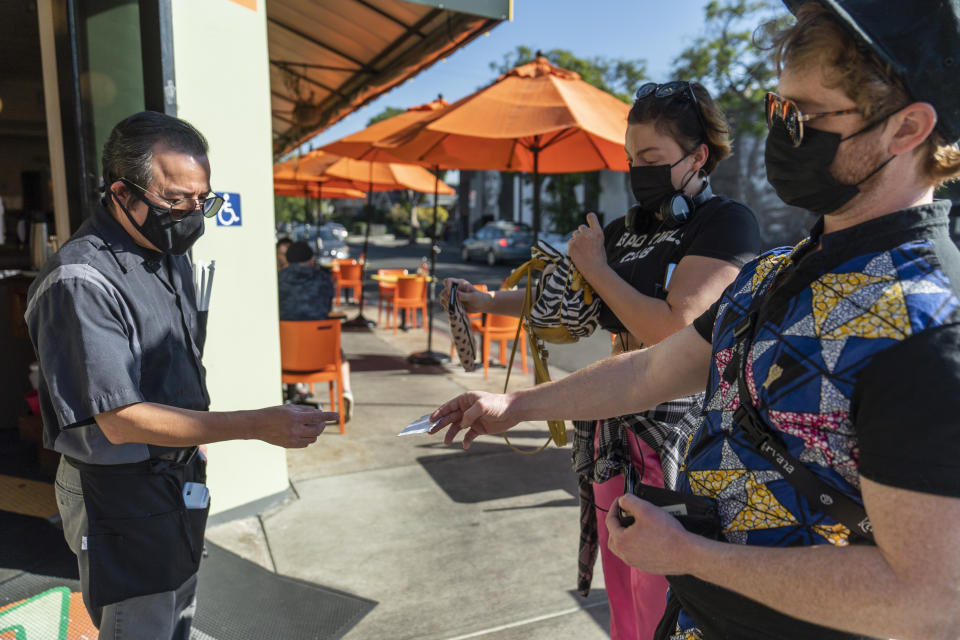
{"left": 217, "top": 193, "right": 242, "bottom": 226}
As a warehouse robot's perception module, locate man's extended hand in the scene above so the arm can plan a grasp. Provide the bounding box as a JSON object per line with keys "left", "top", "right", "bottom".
{"left": 257, "top": 404, "right": 336, "bottom": 448}
{"left": 605, "top": 493, "right": 702, "bottom": 576}
{"left": 428, "top": 391, "right": 517, "bottom": 449}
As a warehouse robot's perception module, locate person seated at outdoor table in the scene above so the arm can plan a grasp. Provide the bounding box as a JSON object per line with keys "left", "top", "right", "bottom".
{"left": 276, "top": 236, "right": 292, "bottom": 270}
{"left": 278, "top": 241, "right": 354, "bottom": 421}
{"left": 441, "top": 79, "right": 760, "bottom": 639}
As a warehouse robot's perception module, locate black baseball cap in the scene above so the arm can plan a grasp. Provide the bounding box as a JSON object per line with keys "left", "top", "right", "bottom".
{"left": 783, "top": 0, "right": 960, "bottom": 143}
{"left": 285, "top": 241, "right": 314, "bottom": 264}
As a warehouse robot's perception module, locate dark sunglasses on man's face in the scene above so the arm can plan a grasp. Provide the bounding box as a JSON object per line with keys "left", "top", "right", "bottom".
{"left": 121, "top": 178, "right": 224, "bottom": 221}
{"left": 764, "top": 92, "right": 860, "bottom": 147}
{"left": 634, "top": 81, "right": 709, "bottom": 140}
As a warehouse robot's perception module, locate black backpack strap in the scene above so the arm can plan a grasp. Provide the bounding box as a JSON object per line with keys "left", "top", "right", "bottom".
{"left": 731, "top": 311, "right": 875, "bottom": 544}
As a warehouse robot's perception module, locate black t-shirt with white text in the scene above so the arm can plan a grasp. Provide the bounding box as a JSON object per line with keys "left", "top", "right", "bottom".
{"left": 598, "top": 196, "right": 761, "bottom": 334}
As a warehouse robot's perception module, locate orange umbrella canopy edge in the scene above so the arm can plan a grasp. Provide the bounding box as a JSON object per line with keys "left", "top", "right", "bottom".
{"left": 274, "top": 150, "right": 454, "bottom": 195}
{"left": 319, "top": 97, "right": 450, "bottom": 163}
{"left": 374, "top": 56, "right": 630, "bottom": 173}
{"left": 273, "top": 180, "right": 365, "bottom": 199}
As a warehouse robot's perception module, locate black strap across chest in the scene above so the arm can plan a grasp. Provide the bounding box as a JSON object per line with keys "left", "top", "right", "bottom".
{"left": 729, "top": 271, "right": 875, "bottom": 544}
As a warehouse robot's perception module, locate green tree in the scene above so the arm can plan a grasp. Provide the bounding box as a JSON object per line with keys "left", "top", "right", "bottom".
{"left": 274, "top": 196, "right": 311, "bottom": 225}
{"left": 367, "top": 106, "right": 405, "bottom": 126}
{"left": 671, "top": 0, "right": 812, "bottom": 246}
{"left": 672, "top": 0, "right": 788, "bottom": 137}
{"left": 490, "top": 48, "right": 647, "bottom": 232}
{"left": 274, "top": 196, "right": 335, "bottom": 227}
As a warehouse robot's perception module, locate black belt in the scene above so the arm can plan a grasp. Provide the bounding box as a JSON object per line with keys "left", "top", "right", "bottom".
{"left": 150, "top": 446, "right": 199, "bottom": 464}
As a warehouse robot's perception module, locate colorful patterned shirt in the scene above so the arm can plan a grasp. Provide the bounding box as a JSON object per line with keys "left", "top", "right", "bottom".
{"left": 663, "top": 201, "right": 960, "bottom": 639}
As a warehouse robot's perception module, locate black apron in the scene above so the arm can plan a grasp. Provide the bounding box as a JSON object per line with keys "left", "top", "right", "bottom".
{"left": 67, "top": 450, "right": 209, "bottom": 608}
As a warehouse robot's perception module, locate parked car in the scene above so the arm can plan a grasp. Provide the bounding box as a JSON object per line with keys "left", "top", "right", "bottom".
{"left": 321, "top": 222, "right": 348, "bottom": 241}
{"left": 542, "top": 231, "right": 574, "bottom": 256}
{"left": 460, "top": 221, "right": 533, "bottom": 266}
{"left": 314, "top": 227, "right": 350, "bottom": 261}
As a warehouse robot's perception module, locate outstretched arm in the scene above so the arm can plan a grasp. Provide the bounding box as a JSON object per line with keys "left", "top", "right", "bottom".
{"left": 429, "top": 323, "right": 712, "bottom": 448}
{"left": 96, "top": 402, "right": 336, "bottom": 449}
{"left": 441, "top": 277, "right": 525, "bottom": 317}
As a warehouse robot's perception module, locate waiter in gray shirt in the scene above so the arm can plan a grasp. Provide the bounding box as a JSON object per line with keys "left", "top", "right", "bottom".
{"left": 25, "top": 111, "right": 335, "bottom": 639}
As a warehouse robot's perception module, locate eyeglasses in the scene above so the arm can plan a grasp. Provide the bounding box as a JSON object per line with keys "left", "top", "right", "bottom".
{"left": 121, "top": 178, "right": 224, "bottom": 220}
{"left": 635, "top": 81, "right": 709, "bottom": 141}
{"left": 764, "top": 92, "right": 860, "bottom": 147}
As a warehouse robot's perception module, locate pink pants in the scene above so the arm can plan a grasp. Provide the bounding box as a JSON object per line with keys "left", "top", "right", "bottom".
{"left": 593, "top": 429, "right": 669, "bottom": 640}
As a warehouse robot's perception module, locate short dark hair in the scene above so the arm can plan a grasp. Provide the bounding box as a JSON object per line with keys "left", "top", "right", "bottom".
{"left": 276, "top": 237, "right": 293, "bottom": 249}
{"left": 102, "top": 111, "right": 209, "bottom": 188}
{"left": 627, "top": 82, "right": 732, "bottom": 176}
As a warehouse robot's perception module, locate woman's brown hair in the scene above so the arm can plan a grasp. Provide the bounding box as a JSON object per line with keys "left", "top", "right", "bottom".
{"left": 627, "top": 82, "right": 732, "bottom": 176}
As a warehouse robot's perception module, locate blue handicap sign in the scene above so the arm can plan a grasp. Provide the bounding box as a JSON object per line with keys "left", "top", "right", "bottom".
{"left": 215, "top": 192, "right": 242, "bottom": 227}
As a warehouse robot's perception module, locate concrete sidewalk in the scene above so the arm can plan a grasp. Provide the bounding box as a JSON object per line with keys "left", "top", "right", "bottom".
{"left": 205, "top": 316, "right": 611, "bottom": 640}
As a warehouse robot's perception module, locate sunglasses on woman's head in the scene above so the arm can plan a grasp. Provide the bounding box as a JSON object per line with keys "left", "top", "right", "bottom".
{"left": 634, "top": 81, "right": 709, "bottom": 141}
{"left": 764, "top": 92, "right": 860, "bottom": 147}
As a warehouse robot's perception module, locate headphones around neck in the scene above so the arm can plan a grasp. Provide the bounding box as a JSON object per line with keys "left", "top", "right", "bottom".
{"left": 626, "top": 179, "right": 713, "bottom": 233}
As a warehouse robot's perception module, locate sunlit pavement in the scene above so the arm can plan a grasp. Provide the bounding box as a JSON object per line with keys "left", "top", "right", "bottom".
{"left": 205, "top": 298, "right": 611, "bottom": 640}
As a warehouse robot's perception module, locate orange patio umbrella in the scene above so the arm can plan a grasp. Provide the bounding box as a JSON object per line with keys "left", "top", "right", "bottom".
{"left": 274, "top": 152, "right": 454, "bottom": 194}
{"left": 319, "top": 97, "right": 449, "bottom": 163}
{"left": 273, "top": 180, "right": 365, "bottom": 200}
{"left": 319, "top": 97, "right": 457, "bottom": 363}
{"left": 376, "top": 56, "right": 631, "bottom": 239}
{"left": 272, "top": 150, "right": 453, "bottom": 328}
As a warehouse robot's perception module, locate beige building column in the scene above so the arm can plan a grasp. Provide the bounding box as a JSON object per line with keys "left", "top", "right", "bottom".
{"left": 170, "top": 0, "right": 288, "bottom": 517}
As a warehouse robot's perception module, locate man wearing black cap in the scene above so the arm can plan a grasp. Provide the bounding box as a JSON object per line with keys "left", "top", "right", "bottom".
{"left": 277, "top": 241, "right": 354, "bottom": 419}
{"left": 425, "top": 2, "right": 960, "bottom": 638}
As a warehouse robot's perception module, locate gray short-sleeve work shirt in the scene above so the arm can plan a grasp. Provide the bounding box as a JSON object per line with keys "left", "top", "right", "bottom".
{"left": 25, "top": 202, "right": 209, "bottom": 464}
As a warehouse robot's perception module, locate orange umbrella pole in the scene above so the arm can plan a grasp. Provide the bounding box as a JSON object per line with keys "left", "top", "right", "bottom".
{"left": 343, "top": 180, "right": 377, "bottom": 329}
{"left": 408, "top": 166, "right": 450, "bottom": 365}
{"left": 532, "top": 141, "right": 542, "bottom": 244}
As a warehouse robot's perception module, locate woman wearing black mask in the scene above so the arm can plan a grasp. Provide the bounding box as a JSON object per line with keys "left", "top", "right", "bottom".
{"left": 443, "top": 81, "right": 761, "bottom": 639}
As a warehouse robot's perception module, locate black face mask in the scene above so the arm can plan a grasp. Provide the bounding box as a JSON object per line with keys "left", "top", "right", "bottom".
{"left": 629, "top": 156, "right": 691, "bottom": 213}
{"left": 112, "top": 189, "right": 205, "bottom": 255}
{"left": 764, "top": 117, "right": 894, "bottom": 216}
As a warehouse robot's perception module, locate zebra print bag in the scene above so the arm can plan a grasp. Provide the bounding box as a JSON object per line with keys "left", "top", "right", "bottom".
{"left": 503, "top": 239, "right": 600, "bottom": 344}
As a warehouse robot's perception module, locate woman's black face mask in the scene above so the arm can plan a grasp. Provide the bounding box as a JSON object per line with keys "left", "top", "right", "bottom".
{"left": 112, "top": 188, "right": 205, "bottom": 255}
{"left": 629, "top": 156, "right": 690, "bottom": 214}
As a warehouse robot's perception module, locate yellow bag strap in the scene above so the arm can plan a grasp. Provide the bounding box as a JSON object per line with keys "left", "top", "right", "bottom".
{"left": 500, "top": 270, "right": 568, "bottom": 455}
{"left": 569, "top": 267, "right": 594, "bottom": 305}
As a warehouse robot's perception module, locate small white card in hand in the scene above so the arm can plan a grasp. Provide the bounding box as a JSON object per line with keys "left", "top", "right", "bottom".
{"left": 398, "top": 414, "right": 438, "bottom": 436}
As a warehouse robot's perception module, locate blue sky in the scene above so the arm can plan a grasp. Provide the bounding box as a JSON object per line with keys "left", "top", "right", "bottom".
{"left": 307, "top": 0, "right": 714, "bottom": 149}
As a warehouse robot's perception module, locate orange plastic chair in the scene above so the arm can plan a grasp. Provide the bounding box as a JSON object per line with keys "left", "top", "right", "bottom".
{"left": 393, "top": 275, "right": 427, "bottom": 335}
{"left": 279, "top": 319, "right": 346, "bottom": 434}
{"left": 471, "top": 313, "right": 528, "bottom": 379}
{"left": 449, "top": 283, "right": 488, "bottom": 358}
{"left": 329, "top": 259, "right": 346, "bottom": 309}
{"left": 377, "top": 268, "right": 409, "bottom": 328}
{"left": 336, "top": 261, "right": 363, "bottom": 306}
